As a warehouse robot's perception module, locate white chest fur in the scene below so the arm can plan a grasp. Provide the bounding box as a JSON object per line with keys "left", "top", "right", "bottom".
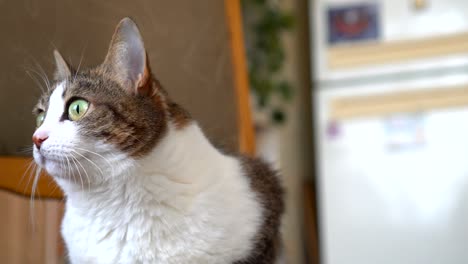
{"left": 58, "top": 125, "right": 262, "bottom": 264}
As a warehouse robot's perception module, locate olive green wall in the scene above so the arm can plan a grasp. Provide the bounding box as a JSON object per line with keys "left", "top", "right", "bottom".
{"left": 0, "top": 0, "right": 238, "bottom": 155}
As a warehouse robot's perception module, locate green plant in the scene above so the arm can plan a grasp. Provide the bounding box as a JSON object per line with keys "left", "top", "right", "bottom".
{"left": 242, "top": 0, "right": 294, "bottom": 125}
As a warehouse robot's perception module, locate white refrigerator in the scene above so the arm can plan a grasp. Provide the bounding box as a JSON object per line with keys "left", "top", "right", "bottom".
{"left": 311, "top": 0, "right": 468, "bottom": 263}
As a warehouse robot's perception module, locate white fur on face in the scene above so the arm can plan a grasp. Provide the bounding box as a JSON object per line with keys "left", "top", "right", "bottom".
{"left": 33, "top": 82, "right": 131, "bottom": 185}
{"left": 33, "top": 82, "right": 73, "bottom": 174}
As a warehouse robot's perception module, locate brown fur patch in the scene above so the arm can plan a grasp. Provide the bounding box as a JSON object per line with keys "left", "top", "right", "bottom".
{"left": 234, "top": 157, "right": 285, "bottom": 264}
{"left": 167, "top": 101, "right": 192, "bottom": 129}
{"left": 61, "top": 69, "right": 167, "bottom": 158}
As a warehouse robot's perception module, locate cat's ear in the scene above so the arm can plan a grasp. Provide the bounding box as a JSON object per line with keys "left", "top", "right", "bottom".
{"left": 53, "top": 50, "right": 72, "bottom": 80}
{"left": 102, "top": 17, "right": 151, "bottom": 96}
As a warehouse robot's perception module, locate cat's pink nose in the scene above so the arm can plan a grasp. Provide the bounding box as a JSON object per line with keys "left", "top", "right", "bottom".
{"left": 32, "top": 131, "right": 49, "bottom": 149}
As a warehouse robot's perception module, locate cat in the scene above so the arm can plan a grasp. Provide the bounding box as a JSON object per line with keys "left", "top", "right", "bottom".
{"left": 32, "top": 17, "right": 284, "bottom": 264}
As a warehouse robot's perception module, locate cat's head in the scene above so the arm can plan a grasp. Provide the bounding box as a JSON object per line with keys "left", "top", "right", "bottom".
{"left": 32, "top": 18, "right": 176, "bottom": 184}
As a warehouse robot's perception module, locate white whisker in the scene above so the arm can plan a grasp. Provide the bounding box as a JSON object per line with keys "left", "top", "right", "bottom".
{"left": 23, "top": 161, "right": 37, "bottom": 195}
{"left": 18, "top": 159, "right": 35, "bottom": 190}
{"left": 70, "top": 155, "right": 85, "bottom": 191}
{"left": 33, "top": 60, "right": 52, "bottom": 92}
{"left": 73, "top": 44, "right": 87, "bottom": 83}
{"left": 74, "top": 155, "right": 92, "bottom": 192}
{"left": 25, "top": 70, "right": 47, "bottom": 94}
{"left": 65, "top": 155, "right": 72, "bottom": 179}
{"left": 29, "top": 165, "right": 42, "bottom": 232}
{"left": 73, "top": 147, "right": 115, "bottom": 173}
{"left": 72, "top": 150, "right": 105, "bottom": 177}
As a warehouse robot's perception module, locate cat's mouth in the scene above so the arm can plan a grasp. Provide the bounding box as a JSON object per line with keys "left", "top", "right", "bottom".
{"left": 33, "top": 147, "right": 46, "bottom": 166}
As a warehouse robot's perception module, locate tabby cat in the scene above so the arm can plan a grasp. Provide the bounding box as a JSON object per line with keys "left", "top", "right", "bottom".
{"left": 32, "top": 17, "right": 284, "bottom": 264}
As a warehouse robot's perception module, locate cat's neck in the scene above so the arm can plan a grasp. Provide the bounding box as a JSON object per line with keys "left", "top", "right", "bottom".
{"left": 57, "top": 123, "right": 229, "bottom": 210}
{"left": 139, "top": 122, "right": 226, "bottom": 183}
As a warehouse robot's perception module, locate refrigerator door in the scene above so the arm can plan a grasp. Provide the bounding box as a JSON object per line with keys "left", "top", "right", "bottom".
{"left": 316, "top": 75, "right": 468, "bottom": 264}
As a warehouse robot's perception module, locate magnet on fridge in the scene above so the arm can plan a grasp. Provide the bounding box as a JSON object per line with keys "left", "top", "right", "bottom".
{"left": 327, "top": 120, "right": 341, "bottom": 140}
{"left": 384, "top": 114, "right": 426, "bottom": 151}
{"left": 327, "top": 2, "right": 380, "bottom": 45}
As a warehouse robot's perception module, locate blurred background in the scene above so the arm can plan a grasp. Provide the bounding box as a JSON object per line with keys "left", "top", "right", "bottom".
{"left": 1, "top": 0, "right": 468, "bottom": 263}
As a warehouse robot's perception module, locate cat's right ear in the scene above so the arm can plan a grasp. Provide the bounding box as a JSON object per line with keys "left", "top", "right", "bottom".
{"left": 102, "top": 17, "right": 152, "bottom": 96}
{"left": 53, "top": 50, "right": 72, "bottom": 81}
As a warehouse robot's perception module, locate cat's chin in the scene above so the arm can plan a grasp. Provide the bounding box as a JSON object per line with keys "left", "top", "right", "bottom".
{"left": 43, "top": 159, "right": 68, "bottom": 178}
{"left": 33, "top": 150, "right": 72, "bottom": 178}
{"left": 34, "top": 156, "right": 73, "bottom": 179}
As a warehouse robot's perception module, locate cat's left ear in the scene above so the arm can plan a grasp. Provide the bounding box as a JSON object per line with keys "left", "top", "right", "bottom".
{"left": 53, "top": 50, "right": 72, "bottom": 81}
{"left": 102, "top": 17, "right": 152, "bottom": 96}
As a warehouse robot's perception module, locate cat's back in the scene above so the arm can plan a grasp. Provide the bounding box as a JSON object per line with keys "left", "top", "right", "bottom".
{"left": 235, "top": 156, "right": 285, "bottom": 264}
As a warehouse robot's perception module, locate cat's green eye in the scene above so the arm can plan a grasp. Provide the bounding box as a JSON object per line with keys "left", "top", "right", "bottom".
{"left": 68, "top": 99, "right": 89, "bottom": 121}
{"left": 36, "top": 112, "right": 45, "bottom": 127}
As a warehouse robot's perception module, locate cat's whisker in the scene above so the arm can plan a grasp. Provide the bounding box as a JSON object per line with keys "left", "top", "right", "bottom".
{"left": 65, "top": 155, "right": 73, "bottom": 179}
{"left": 33, "top": 60, "right": 52, "bottom": 92}
{"left": 31, "top": 165, "right": 42, "bottom": 200}
{"left": 71, "top": 154, "right": 91, "bottom": 191}
{"left": 46, "top": 156, "right": 67, "bottom": 196}
{"left": 69, "top": 155, "right": 85, "bottom": 191}
{"left": 76, "top": 156, "right": 92, "bottom": 192}
{"left": 25, "top": 70, "right": 47, "bottom": 94}
{"left": 29, "top": 165, "right": 42, "bottom": 231}
{"left": 18, "top": 146, "right": 34, "bottom": 155}
{"left": 71, "top": 150, "right": 105, "bottom": 177}
{"left": 70, "top": 157, "right": 81, "bottom": 189}
{"left": 47, "top": 181, "right": 60, "bottom": 197}
{"left": 23, "top": 161, "right": 38, "bottom": 195}
{"left": 59, "top": 155, "right": 66, "bottom": 178}
{"left": 68, "top": 156, "right": 78, "bottom": 187}
{"left": 73, "top": 147, "right": 114, "bottom": 173}
{"left": 18, "top": 158, "right": 36, "bottom": 191}
{"left": 73, "top": 45, "right": 87, "bottom": 83}
{"left": 29, "top": 61, "right": 52, "bottom": 92}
